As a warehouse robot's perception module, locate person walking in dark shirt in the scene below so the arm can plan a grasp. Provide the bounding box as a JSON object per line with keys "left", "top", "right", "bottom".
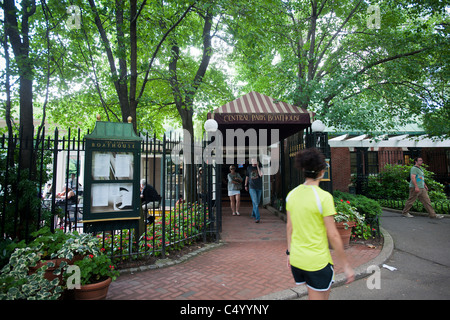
{"left": 245, "top": 158, "right": 263, "bottom": 223}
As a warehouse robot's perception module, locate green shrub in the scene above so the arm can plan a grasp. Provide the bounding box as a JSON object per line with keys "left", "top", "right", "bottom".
{"left": 364, "top": 162, "right": 449, "bottom": 215}
{"left": 102, "top": 202, "right": 209, "bottom": 260}
{"left": 366, "top": 163, "right": 446, "bottom": 202}
{"left": 333, "top": 191, "right": 382, "bottom": 239}
{"left": 333, "top": 191, "right": 382, "bottom": 220}
{"left": 0, "top": 246, "right": 63, "bottom": 300}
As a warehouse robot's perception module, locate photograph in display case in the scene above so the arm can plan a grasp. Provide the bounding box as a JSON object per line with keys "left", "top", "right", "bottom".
{"left": 91, "top": 183, "right": 133, "bottom": 213}
{"left": 92, "top": 151, "right": 134, "bottom": 180}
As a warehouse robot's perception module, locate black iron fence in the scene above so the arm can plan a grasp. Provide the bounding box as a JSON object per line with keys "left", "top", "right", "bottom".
{"left": 376, "top": 198, "right": 450, "bottom": 216}
{"left": 352, "top": 148, "right": 450, "bottom": 189}
{"left": 0, "top": 127, "right": 220, "bottom": 261}
{"left": 351, "top": 148, "right": 450, "bottom": 215}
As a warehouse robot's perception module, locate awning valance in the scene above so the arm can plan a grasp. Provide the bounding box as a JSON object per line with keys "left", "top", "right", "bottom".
{"left": 328, "top": 134, "right": 450, "bottom": 148}
{"left": 207, "top": 92, "right": 313, "bottom": 141}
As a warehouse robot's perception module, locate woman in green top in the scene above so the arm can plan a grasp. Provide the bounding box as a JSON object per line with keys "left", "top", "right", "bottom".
{"left": 286, "top": 148, "right": 354, "bottom": 300}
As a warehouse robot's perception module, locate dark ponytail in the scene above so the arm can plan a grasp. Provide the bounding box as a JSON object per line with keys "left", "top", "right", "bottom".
{"left": 295, "top": 148, "right": 326, "bottom": 179}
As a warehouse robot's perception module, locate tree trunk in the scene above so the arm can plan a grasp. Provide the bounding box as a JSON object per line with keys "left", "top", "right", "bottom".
{"left": 168, "top": 9, "right": 213, "bottom": 202}
{"left": 129, "top": 0, "right": 138, "bottom": 130}
{"left": 19, "top": 77, "right": 34, "bottom": 169}
{"left": 4, "top": 0, "right": 36, "bottom": 169}
{"left": 2, "top": 15, "right": 15, "bottom": 167}
{"left": 3, "top": 0, "right": 36, "bottom": 240}
{"left": 180, "top": 109, "right": 196, "bottom": 203}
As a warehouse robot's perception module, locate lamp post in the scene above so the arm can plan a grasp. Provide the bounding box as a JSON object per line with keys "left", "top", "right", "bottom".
{"left": 311, "top": 119, "right": 326, "bottom": 133}
{"left": 306, "top": 120, "right": 333, "bottom": 193}
{"left": 204, "top": 119, "right": 218, "bottom": 133}
{"left": 203, "top": 118, "right": 221, "bottom": 236}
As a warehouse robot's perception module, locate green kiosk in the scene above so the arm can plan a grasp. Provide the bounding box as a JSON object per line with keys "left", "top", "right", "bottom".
{"left": 83, "top": 116, "right": 142, "bottom": 232}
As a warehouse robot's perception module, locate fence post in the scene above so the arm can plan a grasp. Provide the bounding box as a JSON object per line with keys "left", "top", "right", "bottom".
{"left": 36, "top": 127, "right": 46, "bottom": 229}
{"left": 74, "top": 129, "right": 82, "bottom": 229}
{"left": 63, "top": 128, "right": 71, "bottom": 231}
{"left": 1, "top": 134, "right": 13, "bottom": 237}
{"left": 161, "top": 133, "right": 166, "bottom": 258}
{"left": 50, "top": 128, "right": 59, "bottom": 232}
{"left": 13, "top": 130, "right": 23, "bottom": 239}
{"left": 216, "top": 163, "right": 222, "bottom": 236}
{"left": 305, "top": 130, "right": 333, "bottom": 193}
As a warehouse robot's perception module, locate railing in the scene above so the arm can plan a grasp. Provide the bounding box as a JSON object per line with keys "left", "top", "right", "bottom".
{"left": 377, "top": 197, "right": 450, "bottom": 216}
{"left": 0, "top": 127, "right": 220, "bottom": 261}
{"left": 351, "top": 148, "right": 450, "bottom": 216}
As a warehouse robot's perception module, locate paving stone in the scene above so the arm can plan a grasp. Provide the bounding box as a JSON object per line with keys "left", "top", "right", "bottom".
{"left": 107, "top": 206, "right": 381, "bottom": 300}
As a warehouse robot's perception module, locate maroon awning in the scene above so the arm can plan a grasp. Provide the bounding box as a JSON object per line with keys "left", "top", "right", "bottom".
{"left": 207, "top": 91, "right": 313, "bottom": 141}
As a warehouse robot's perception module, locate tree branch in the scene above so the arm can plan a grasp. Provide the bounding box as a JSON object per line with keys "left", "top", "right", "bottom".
{"left": 307, "top": 1, "right": 317, "bottom": 81}
{"left": 78, "top": 10, "right": 111, "bottom": 122}
{"left": 313, "top": 0, "right": 362, "bottom": 79}
{"left": 356, "top": 48, "right": 429, "bottom": 76}
{"left": 322, "top": 47, "right": 430, "bottom": 110}
{"left": 87, "top": 0, "right": 119, "bottom": 87}
{"left": 131, "top": 0, "right": 147, "bottom": 24}
{"left": 137, "top": 1, "right": 196, "bottom": 102}
{"left": 168, "top": 44, "right": 182, "bottom": 107}
{"left": 186, "top": 10, "right": 213, "bottom": 103}
{"left": 130, "top": 0, "right": 138, "bottom": 122}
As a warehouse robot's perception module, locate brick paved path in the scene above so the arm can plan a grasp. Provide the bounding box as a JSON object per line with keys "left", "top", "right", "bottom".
{"left": 107, "top": 205, "right": 381, "bottom": 300}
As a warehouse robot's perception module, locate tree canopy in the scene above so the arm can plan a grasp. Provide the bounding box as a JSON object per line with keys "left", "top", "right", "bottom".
{"left": 228, "top": 0, "right": 449, "bottom": 136}
{"left": 1, "top": 0, "right": 449, "bottom": 139}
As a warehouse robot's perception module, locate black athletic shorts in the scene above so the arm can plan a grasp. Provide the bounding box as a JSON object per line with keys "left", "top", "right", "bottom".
{"left": 291, "top": 263, "right": 335, "bottom": 291}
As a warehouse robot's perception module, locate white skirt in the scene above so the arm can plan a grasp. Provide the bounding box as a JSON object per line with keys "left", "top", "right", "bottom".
{"left": 228, "top": 190, "right": 240, "bottom": 196}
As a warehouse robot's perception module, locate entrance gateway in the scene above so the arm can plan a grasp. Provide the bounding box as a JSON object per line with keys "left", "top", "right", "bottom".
{"left": 207, "top": 91, "right": 314, "bottom": 211}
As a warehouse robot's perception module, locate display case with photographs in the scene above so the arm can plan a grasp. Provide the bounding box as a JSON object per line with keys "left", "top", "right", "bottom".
{"left": 85, "top": 149, "right": 140, "bottom": 215}
{"left": 83, "top": 120, "right": 142, "bottom": 231}
{"left": 89, "top": 151, "right": 135, "bottom": 213}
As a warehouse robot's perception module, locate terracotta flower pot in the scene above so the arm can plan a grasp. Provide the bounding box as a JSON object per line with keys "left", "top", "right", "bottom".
{"left": 335, "top": 221, "right": 356, "bottom": 248}
{"left": 28, "top": 258, "right": 70, "bottom": 282}
{"left": 28, "top": 255, "right": 84, "bottom": 282}
{"left": 73, "top": 277, "right": 112, "bottom": 300}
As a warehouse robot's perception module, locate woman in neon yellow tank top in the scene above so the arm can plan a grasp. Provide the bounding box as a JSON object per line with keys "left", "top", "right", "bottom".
{"left": 286, "top": 148, "right": 354, "bottom": 300}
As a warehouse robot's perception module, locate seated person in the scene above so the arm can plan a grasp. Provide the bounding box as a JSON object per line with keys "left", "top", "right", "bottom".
{"left": 140, "top": 179, "right": 161, "bottom": 224}
{"left": 175, "top": 194, "right": 185, "bottom": 206}
{"left": 56, "top": 185, "right": 77, "bottom": 204}
{"left": 42, "top": 182, "right": 52, "bottom": 199}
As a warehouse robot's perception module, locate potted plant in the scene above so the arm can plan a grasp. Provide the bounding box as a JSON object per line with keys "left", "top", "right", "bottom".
{"left": 21, "top": 228, "right": 73, "bottom": 282}
{"left": 25, "top": 227, "right": 101, "bottom": 282}
{"left": 334, "top": 199, "right": 365, "bottom": 247}
{"left": 67, "top": 250, "right": 120, "bottom": 300}
{"left": 56, "top": 231, "right": 101, "bottom": 260}
{"left": 0, "top": 246, "right": 64, "bottom": 300}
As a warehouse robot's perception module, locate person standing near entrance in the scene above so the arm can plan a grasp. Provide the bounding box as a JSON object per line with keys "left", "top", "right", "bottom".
{"left": 402, "top": 157, "right": 443, "bottom": 219}
{"left": 245, "top": 158, "right": 263, "bottom": 223}
{"left": 286, "top": 148, "right": 354, "bottom": 300}
{"left": 228, "top": 165, "right": 243, "bottom": 216}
